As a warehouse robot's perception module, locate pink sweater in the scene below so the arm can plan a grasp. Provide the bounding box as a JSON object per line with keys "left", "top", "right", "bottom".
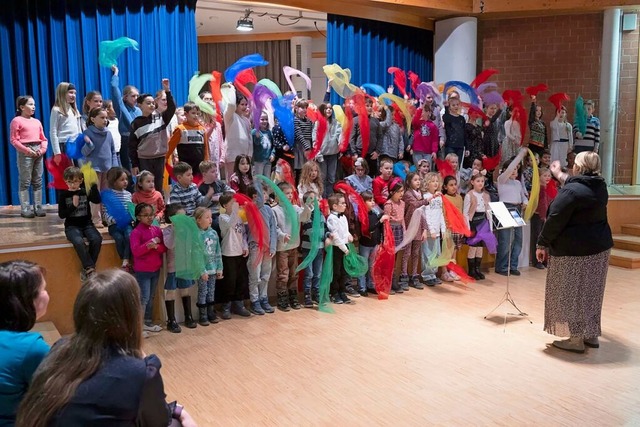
{"left": 132, "top": 190, "right": 165, "bottom": 221}
{"left": 411, "top": 111, "right": 439, "bottom": 154}
{"left": 10, "top": 116, "right": 48, "bottom": 155}
{"left": 130, "top": 224, "right": 166, "bottom": 272}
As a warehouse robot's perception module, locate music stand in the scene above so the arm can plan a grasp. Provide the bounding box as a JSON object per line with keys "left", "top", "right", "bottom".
{"left": 484, "top": 202, "right": 532, "bottom": 329}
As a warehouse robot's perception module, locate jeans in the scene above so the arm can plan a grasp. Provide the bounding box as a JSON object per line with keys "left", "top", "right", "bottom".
{"left": 65, "top": 225, "right": 103, "bottom": 269}
{"left": 496, "top": 226, "right": 523, "bottom": 272}
{"left": 302, "top": 249, "right": 323, "bottom": 294}
{"left": 318, "top": 154, "right": 338, "bottom": 198}
{"left": 17, "top": 147, "right": 43, "bottom": 192}
{"left": 252, "top": 161, "right": 272, "bottom": 178}
{"left": 421, "top": 236, "right": 440, "bottom": 281}
{"left": 197, "top": 274, "right": 216, "bottom": 305}
{"left": 357, "top": 245, "right": 376, "bottom": 291}
{"left": 108, "top": 224, "right": 132, "bottom": 261}
{"left": 412, "top": 151, "right": 432, "bottom": 170}
{"left": 138, "top": 157, "right": 165, "bottom": 191}
{"left": 135, "top": 270, "right": 160, "bottom": 322}
{"left": 247, "top": 244, "right": 273, "bottom": 302}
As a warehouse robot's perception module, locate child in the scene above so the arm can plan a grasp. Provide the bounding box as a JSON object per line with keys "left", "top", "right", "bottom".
{"left": 198, "top": 160, "right": 233, "bottom": 233}
{"left": 110, "top": 66, "right": 141, "bottom": 172}
{"left": 82, "top": 91, "right": 103, "bottom": 120}
{"left": 349, "top": 97, "right": 382, "bottom": 177}
{"left": 378, "top": 105, "right": 404, "bottom": 163}
{"left": 417, "top": 158, "right": 431, "bottom": 194}
{"left": 50, "top": 82, "right": 82, "bottom": 168}
{"left": 162, "top": 203, "right": 197, "bottom": 332}
{"left": 550, "top": 106, "right": 573, "bottom": 167}
{"left": 459, "top": 156, "right": 483, "bottom": 194}
{"left": 495, "top": 148, "right": 529, "bottom": 276}
{"left": 530, "top": 168, "right": 553, "bottom": 269}
{"left": 169, "top": 162, "right": 208, "bottom": 216}
{"left": 409, "top": 104, "right": 439, "bottom": 170}
{"left": 229, "top": 154, "right": 253, "bottom": 195}
{"left": 464, "top": 113, "right": 484, "bottom": 168}
{"left": 167, "top": 102, "right": 206, "bottom": 177}
{"left": 401, "top": 172, "right": 429, "bottom": 289}
{"left": 502, "top": 107, "right": 522, "bottom": 162}
{"left": 421, "top": 172, "right": 446, "bottom": 286}
{"left": 373, "top": 158, "right": 394, "bottom": 206}
{"left": 58, "top": 166, "right": 102, "bottom": 280}
{"left": 358, "top": 190, "right": 389, "bottom": 296}
{"left": 443, "top": 97, "right": 468, "bottom": 165}
{"left": 273, "top": 182, "right": 312, "bottom": 311}
{"left": 539, "top": 150, "right": 551, "bottom": 169}
{"left": 463, "top": 171, "right": 491, "bottom": 279}
{"left": 299, "top": 190, "right": 329, "bottom": 307}
{"left": 297, "top": 160, "right": 324, "bottom": 204}
{"left": 327, "top": 192, "right": 355, "bottom": 304}
{"left": 222, "top": 88, "right": 252, "bottom": 180}
{"left": 528, "top": 95, "right": 547, "bottom": 156}
{"left": 442, "top": 176, "right": 463, "bottom": 281}
{"left": 316, "top": 102, "right": 342, "bottom": 198}
{"left": 345, "top": 158, "right": 373, "bottom": 193}
{"left": 444, "top": 153, "right": 462, "bottom": 193}
{"left": 10, "top": 95, "right": 48, "bottom": 218}
{"left": 194, "top": 207, "right": 223, "bottom": 325}
{"left": 103, "top": 100, "right": 122, "bottom": 164}
{"left": 218, "top": 192, "right": 251, "bottom": 319}
{"left": 130, "top": 202, "right": 167, "bottom": 334}
{"left": 272, "top": 120, "right": 295, "bottom": 171}
{"left": 252, "top": 112, "right": 275, "bottom": 178}
{"left": 245, "top": 184, "right": 277, "bottom": 314}
{"left": 103, "top": 166, "right": 133, "bottom": 271}
{"left": 294, "top": 100, "right": 313, "bottom": 180}
{"left": 132, "top": 170, "right": 165, "bottom": 222}
{"left": 383, "top": 178, "right": 406, "bottom": 292}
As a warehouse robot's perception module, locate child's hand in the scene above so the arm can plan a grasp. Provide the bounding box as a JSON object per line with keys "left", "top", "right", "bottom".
{"left": 324, "top": 238, "right": 332, "bottom": 247}
{"left": 84, "top": 135, "right": 92, "bottom": 145}
{"left": 72, "top": 195, "right": 80, "bottom": 207}
{"left": 283, "top": 234, "right": 291, "bottom": 243}
{"left": 421, "top": 230, "right": 428, "bottom": 241}
{"left": 283, "top": 144, "right": 290, "bottom": 151}
{"left": 575, "top": 132, "right": 583, "bottom": 139}
{"left": 242, "top": 248, "right": 249, "bottom": 257}
{"left": 161, "top": 78, "right": 170, "bottom": 91}
{"left": 435, "top": 191, "right": 442, "bottom": 197}
{"left": 201, "top": 273, "right": 209, "bottom": 281}
{"left": 348, "top": 235, "right": 353, "bottom": 243}
{"left": 216, "top": 271, "right": 223, "bottom": 279}
{"left": 111, "top": 65, "right": 118, "bottom": 75}
{"left": 269, "top": 251, "right": 275, "bottom": 258}
{"left": 380, "top": 214, "right": 390, "bottom": 223}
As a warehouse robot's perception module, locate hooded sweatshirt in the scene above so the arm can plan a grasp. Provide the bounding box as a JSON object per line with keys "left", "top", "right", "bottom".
{"left": 82, "top": 125, "right": 119, "bottom": 172}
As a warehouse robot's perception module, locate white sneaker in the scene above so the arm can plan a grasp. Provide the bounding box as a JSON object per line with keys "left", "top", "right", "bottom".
{"left": 143, "top": 324, "right": 163, "bottom": 332}
{"left": 448, "top": 270, "right": 461, "bottom": 281}
{"left": 441, "top": 272, "right": 455, "bottom": 282}
{"left": 142, "top": 330, "right": 150, "bottom": 339}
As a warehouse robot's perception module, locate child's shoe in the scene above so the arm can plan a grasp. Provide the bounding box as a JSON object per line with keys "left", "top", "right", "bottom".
{"left": 311, "top": 290, "right": 319, "bottom": 305}
{"left": 339, "top": 292, "right": 354, "bottom": 304}
{"left": 250, "top": 300, "right": 266, "bottom": 315}
{"left": 277, "top": 290, "right": 291, "bottom": 311}
{"left": 197, "top": 305, "right": 210, "bottom": 326}
{"left": 143, "top": 322, "right": 163, "bottom": 332}
{"left": 221, "top": 302, "right": 232, "bottom": 320}
{"left": 331, "top": 293, "right": 343, "bottom": 304}
{"left": 288, "top": 289, "right": 301, "bottom": 310}
{"left": 232, "top": 300, "right": 251, "bottom": 317}
{"left": 409, "top": 275, "right": 424, "bottom": 289}
{"left": 260, "top": 297, "right": 275, "bottom": 313}
{"left": 346, "top": 284, "right": 360, "bottom": 297}
{"left": 182, "top": 296, "right": 198, "bottom": 328}
{"left": 207, "top": 302, "right": 219, "bottom": 323}
{"left": 303, "top": 293, "right": 314, "bottom": 308}
{"left": 441, "top": 272, "right": 455, "bottom": 282}
{"left": 165, "top": 300, "right": 181, "bottom": 333}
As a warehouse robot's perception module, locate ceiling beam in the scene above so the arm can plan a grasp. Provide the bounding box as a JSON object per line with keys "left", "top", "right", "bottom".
{"left": 473, "top": 0, "right": 639, "bottom": 14}
{"left": 368, "top": 0, "right": 472, "bottom": 13}
{"left": 198, "top": 31, "right": 323, "bottom": 44}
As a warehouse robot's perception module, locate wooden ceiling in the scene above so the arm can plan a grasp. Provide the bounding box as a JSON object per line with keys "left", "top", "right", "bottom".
{"left": 241, "top": 0, "right": 639, "bottom": 30}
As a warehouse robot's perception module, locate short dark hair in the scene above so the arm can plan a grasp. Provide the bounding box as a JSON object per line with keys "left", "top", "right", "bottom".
{"left": 219, "top": 191, "right": 235, "bottom": 208}
{"left": 183, "top": 102, "right": 199, "bottom": 114}
{"left": 277, "top": 181, "right": 292, "bottom": 192}
{"left": 63, "top": 166, "right": 83, "bottom": 181}
{"left": 173, "top": 162, "right": 192, "bottom": 177}
{"left": 245, "top": 185, "right": 258, "bottom": 199}
{"left": 360, "top": 190, "right": 373, "bottom": 202}
{"left": 0, "top": 260, "right": 45, "bottom": 331}
{"left": 136, "top": 93, "right": 153, "bottom": 105}
{"left": 302, "top": 190, "right": 316, "bottom": 204}
{"left": 328, "top": 193, "right": 345, "bottom": 210}
{"left": 164, "top": 203, "right": 184, "bottom": 224}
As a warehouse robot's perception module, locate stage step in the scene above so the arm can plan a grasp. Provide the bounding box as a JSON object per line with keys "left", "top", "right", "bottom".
{"left": 30, "top": 321, "right": 62, "bottom": 346}
{"left": 612, "top": 234, "right": 640, "bottom": 252}
{"left": 621, "top": 224, "right": 640, "bottom": 237}
{"left": 609, "top": 248, "right": 640, "bottom": 269}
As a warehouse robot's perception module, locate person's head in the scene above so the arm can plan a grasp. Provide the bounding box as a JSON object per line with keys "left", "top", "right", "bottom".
{"left": 573, "top": 151, "right": 601, "bottom": 176}
{"left": 86, "top": 107, "right": 108, "bottom": 130}
{"left": 425, "top": 94, "right": 434, "bottom": 105}
{"left": 354, "top": 158, "right": 368, "bottom": 177}
{"left": 319, "top": 103, "right": 333, "bottom": 121}
{"left": 259, "top": 112, "right": 269, "bottom": 130}
{"left": 556, "top": 105, "right": 567, "bottom": 121}
{"left": 200, "top": 91, "right": 214, "bottom": 105}
{"left": 164, "top": 203, "right": 185, "bottom": 224}
{"left": 236, "top": 93, "right": 248, "bottom": 114}
{"left": 405, "top": 172, "right": 421, "bottom": 191}
{"left": 0, "top": 260, "right": 48, "bottom": 332}
{"left": 502, "top": 157, "right": 519, "bottom": 180}
{"left": 302, "top": 190, "right": 317, "bottom": 206}
{"left": 540, "top": 150, "right": 551, "bottom": 167}
{"left": 584, "top": 100, "right": 595, "bottom": 116}
{"left": 135, "top": 170, "right": 155, "bottom": 193}
{"left": 535, "top": 105, "right": 543, "bottom": 120}
{"left": 134, "top": 202, "right": 154, "bottom": 227}
{"left": 296, "top": 100, "right": 309, "bottom": 119}
{"left": 175, "top": 107, "right": 186, "bottom": 124}
{"left": 137, "top": 93, "right": 155, "bottom": 116}
{"left": 103, "top": 99, "right": 116, "bottom": 119}
{"left": 246, "top": 185, "right": 259, "bottom": 202}
{"left": 472, "top": 157, "right": 483, "bottom": 171}
{"left": 183, "top": 102, "right": 200, "bottom": 125}
{"left": 15, "top": 95, "right": 35, "bottom": 118}
{"left": 567, "top": 151, "right": 576, "bottom": 168}
{"left": 83, "top": 91, "right": 103, "bottom": 116}
{"left": 234, "top": 154, "right": 252, "bottom": 176}
{"left": 379, "top": 158, "right": 393, "bottom": 180}
{"left": 122, "top": 85, "right": 140, "bottom": 108}
{"left": 470, "top": 169, "right": 486, "bottom": 191}
{"left": 539, "top": 167, "right": 552, "bottom": 187}
{"left": 445, "top": 153, "right": 459, "bottom": 171}
{"left": 106, "top": 166, "right": 129, "bottom": 190}
{"left": 417, "top": 158, "right": 431, "bottom": 175}
{"left": 63, "top": 166, "right": 84, "bottom": 191}
{"left": 388, "top": 178, "right": 405, "bottom": 201}
{"left": 219, "top": 191, "right": 236, "bottom": 210}
{"left": 443, "top": 175, "right": 459, "bottom": 196}
{"left": 485, "top": 103, "right": 498, "bottom": 118}
{"left": 328, "top": 193, "right": 346, "bottom": 213}
{"left": 173, "top": 162, "right": 193, "bottom": 187}
{"left": 361, "top": 190, "right": 375, "bottom": 211}
{"left": 194, "top": 206, "right": 212, "bottom": 230}
{"left": 448, "top": 97, "right": 461, "bottom": 115}
{"left": 16, "top": 270, "right": 144, "bottom": 426}
{"left": 54, "top": 82, "right": 78, "bottom": 116}
{"left": 365, "top": 97, "right": 374, "bottom": 116}
{"left": 154, "top": 90, "right": 167, "bottom": 114}
{"left": 199, "top": 160, "right": 219, "bottom": 183}
{"left": 424, "top": 172, "right": 441, "bottom": 194}
{"left": 277, "top": 182, "right": 294, "bottom": 203}
{"left": 300, "top": 161, "right": 321, "bottom": 187}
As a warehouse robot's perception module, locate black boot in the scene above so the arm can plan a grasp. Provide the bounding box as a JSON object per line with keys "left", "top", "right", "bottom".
{"left": 181, "top": 296, "right": 197, "bottom": 329}
{"left": 165, "top": 300, "right": 181, "bottom": 333}
{"left": 467, "top": 258, "right": 478, "bottom": 280}
{"left": 277, "top": 290, "right": 290, "bottom": 312}
{"left": 474, "top": 257, "right": 486, "bottom": 280}
{"left": 232, "top": 300, "right": 251, "bottom": 317}
{"left": 197, "top": 303, "right": 209, "bottom": 326}
{"left": 303, "top": 292, "right": 314, "bottom": 308}
{"left": 207, "top": 302, "right": 219, "bottom": 323}
{"left": 288, "top": 289, "right": 301, "bottom": 310}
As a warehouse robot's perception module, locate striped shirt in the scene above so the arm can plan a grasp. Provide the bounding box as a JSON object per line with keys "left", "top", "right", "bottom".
{"left": 573, "top": 115, "right": 601, "bottom": 151}
{"left": 169, "top": 183, "right": 204, "bottom": 216}
{"left": 294, "top": 116, "right": 312, "bottom": 151}
{"left": 300, "top": 210, "right": 329, "bottom": 254}
{"left": 102, "top": 189, "right": 132, "bottom": 225}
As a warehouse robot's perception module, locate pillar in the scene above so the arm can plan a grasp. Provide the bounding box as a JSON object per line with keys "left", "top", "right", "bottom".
{"left": 434, "top": 17, "right": 477, "bottom": 87}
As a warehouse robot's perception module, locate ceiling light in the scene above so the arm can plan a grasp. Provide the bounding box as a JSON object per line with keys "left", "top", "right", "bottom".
{"left": 236, "top": 9, "right": 253, "bottom": 31}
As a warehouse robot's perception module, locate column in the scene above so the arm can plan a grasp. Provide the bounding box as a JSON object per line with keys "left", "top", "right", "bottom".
{"left": 434, "top": 17, "right": 477, "bottom": 85}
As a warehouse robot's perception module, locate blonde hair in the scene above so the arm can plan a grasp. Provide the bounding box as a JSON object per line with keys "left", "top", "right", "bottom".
{"left": 299, "top": 161, "right": 323, "bottom": 196}
{"left": 573, "top": 152, "right": 601, "bottom": 175}
{"left": 53, "top": 82, "right": 79, "bottom": 118}
{"left": 194, "top": 207, "right": 210, "bottom": 222}
{"left": 444, "top": 153, "right": 459, "bottom": 163}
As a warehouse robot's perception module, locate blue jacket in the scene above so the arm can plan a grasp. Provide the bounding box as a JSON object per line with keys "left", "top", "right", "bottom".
{"left": 82, "top": 125, "right": 119, "bottom": 172}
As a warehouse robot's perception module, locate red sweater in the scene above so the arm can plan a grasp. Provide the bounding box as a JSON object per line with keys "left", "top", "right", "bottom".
{"left": 373, "top": 176, "right": 391, "bottom": 206}
{"left": 132, "top": 190, "right": 165, "bottom": 221}
{"left": 411, "top": 110, "right": 439, "bottom": 154}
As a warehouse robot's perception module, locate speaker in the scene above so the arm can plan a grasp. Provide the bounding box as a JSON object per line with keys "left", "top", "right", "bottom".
{"left": 623, "top": 13, "right": 637, "bottom": 32}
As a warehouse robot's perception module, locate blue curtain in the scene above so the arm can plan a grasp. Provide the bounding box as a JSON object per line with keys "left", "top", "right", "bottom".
{"left": 326, "top": 14, "right": 433, "bottom": 105}
{"left": 0, "top": 0, "right": 198, "bottom": 205}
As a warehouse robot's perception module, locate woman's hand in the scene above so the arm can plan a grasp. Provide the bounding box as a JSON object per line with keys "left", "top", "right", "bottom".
{"left": 536, "top": 248, "right": 547, "bottom": 263}
{"left": 179, "top": 408, "right": 198, "bottom": 427}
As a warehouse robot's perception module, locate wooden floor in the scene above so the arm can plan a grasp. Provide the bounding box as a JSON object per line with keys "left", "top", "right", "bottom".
{"left": 145, "top": 266, "right": 640, "bottom": 426}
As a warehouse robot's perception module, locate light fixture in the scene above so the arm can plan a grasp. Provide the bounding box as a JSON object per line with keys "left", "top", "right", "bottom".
{"left": 236, "top": 9, "right": 254, "bottom": 32}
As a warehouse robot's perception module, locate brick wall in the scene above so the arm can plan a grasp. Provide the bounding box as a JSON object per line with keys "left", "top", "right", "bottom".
{"left": 478, "top": 13, "right": 638, "bottom": 184}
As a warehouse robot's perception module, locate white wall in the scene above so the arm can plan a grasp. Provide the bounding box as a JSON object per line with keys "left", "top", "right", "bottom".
{"left": 310, "top": 37, "right": 327, "bottom": 104}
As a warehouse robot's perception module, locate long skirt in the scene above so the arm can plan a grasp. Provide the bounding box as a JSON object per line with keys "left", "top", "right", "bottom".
{"left": 544, "top": 249, "right": 610, "bottom": 338}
